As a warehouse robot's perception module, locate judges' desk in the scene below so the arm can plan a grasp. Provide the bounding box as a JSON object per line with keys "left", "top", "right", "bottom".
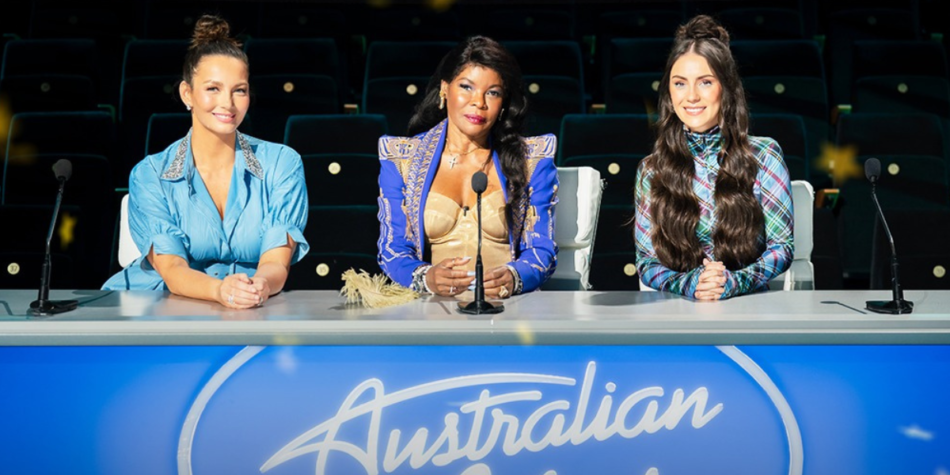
{"left": 1, "top": 290, "right": 949, "bottom": 475}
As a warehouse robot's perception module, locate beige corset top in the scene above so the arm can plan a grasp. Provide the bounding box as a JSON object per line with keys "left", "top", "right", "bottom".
{"left": 424, "top": 190, "right": 510, "bottom": 271}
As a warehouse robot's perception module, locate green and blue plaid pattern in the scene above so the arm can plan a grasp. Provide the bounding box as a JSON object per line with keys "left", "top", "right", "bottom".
{"left": 635, "top": 126, "right": 794, "bottom": 299}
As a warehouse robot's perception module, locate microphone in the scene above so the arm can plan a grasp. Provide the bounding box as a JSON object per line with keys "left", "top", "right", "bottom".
{"left": 29, "top": 159, "right": 79, "bottom": 316}
{"left": 458, "top": 171, "right": 504, "bottom": 315}
{"left": 864, "top": 157, "right": 913, "bottom": 314}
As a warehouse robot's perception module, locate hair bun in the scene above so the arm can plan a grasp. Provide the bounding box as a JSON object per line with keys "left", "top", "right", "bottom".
{"left": 190, "top": 14, "right": 237, "bottom": 49}
{"left": 676, "top": 15, "right": 730, "bottom": 46}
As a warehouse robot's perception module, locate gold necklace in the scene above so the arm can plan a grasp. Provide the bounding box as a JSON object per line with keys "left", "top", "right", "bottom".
{"left": 445, "top": 146, "right": 484, "bottom": 169}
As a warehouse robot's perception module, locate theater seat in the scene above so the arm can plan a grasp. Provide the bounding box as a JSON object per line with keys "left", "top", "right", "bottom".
{"left": 286, "top": 252, "right": 380, "bottom": 291}
{"left": 871, "top": 209, "right": 950, "bottom": 290}
{"left": 284, "top": 115, "right": 388, "bottom": 207}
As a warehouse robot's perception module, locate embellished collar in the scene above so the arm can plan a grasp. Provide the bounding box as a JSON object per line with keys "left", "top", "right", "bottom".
{"left": 160, "top": 129, "right": 264, "bottom": 181}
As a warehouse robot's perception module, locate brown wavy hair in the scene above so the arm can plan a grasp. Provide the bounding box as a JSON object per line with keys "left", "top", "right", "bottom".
{"left": 643, "top": 15, "right": 764, "bottom": 271}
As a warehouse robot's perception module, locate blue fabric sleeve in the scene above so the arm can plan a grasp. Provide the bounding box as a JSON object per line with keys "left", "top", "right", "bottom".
{"left": 377, "top": 143, "right": 427, "bottom": 287}
{"left": 510, "top": 156, "right": 559, "bottom": 292}
{"left": 260, "top": 148, "right": 309, "bottom": 264}
{"left": 128, "top": 160, "right": 190, "bottom": 265}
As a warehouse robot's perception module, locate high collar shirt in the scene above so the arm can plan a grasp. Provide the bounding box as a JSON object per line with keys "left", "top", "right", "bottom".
{"left": 634, "top": 126, "right": 794, "bottom": 299}
{"left": 102, "top": 131, "right": 309, "bottom": 290}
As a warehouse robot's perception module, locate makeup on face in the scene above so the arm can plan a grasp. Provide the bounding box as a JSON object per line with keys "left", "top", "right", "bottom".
{"left": 669, "top": 51, "right": 722, "bottom": 133}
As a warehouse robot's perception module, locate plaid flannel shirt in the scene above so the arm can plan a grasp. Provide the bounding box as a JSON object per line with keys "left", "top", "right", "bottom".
{"left": 634, "top": 126, "right": 794, "bottom": 299}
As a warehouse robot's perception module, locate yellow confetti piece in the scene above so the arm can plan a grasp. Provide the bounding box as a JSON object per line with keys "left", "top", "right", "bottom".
{"left": 427, "top": 0, "right": 456, "bottom": 12}
{"left": 514, "top": 321, "right": 535, "bottom": 345}
{"left": 814, "top": 142, "right": 862, "bottom": 187}
{"left": 0, "top": 98, "right": 11, "bottom": 142}
{"left": 58, "top": 212, "right": 77, "bottom": 250}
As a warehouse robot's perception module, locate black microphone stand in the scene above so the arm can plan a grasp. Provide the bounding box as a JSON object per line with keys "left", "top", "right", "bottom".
{"left": 459, "top": 176, "right": 504, "bottom": 315}
{"left": 29, "top": 173, "right": 78, "bottom": 316}
{"left": 866, "top": 176, "right": 913, "bottom": 314}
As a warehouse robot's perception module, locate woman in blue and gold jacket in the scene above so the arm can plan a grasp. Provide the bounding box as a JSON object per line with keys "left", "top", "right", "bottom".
{"left": 377, "top": 36, "right": 558, "bottom": 299}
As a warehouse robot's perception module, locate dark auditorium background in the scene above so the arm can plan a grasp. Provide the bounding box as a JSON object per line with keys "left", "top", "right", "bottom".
{"left": 1, "top": 0, "right": 948, "bottom": 293}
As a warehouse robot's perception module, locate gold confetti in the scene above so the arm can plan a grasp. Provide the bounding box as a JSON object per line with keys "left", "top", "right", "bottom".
{"left": 58, "top": 212, "right": 77, "bottom": 250}
{"left": 814, "top": 142, "right": 862, "bottom": 186}
{"left": 427, "top": 0, "right": 456, "bottom": 12}
{"left": 514, "top": 321, "right": 535, "bottom": 345}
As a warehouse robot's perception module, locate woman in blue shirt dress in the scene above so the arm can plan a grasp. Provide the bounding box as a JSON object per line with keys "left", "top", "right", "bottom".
{"left": 102, "top": 15, "right": 308, "bottom": 309}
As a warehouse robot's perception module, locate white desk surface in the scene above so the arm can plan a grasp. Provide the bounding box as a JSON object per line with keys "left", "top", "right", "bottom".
{"left": 1, "top": 289, "right": 948, "bottom": 345}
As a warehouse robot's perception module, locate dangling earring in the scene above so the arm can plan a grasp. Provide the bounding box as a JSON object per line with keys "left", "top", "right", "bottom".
{"left": 438, "top": 92, "right": 446, "bottom": 110}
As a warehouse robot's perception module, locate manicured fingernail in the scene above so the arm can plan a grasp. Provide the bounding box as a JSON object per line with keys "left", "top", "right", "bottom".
{"left": 466, "top": 271, "right": 475, "bottom": 276}
{"left": 467, "top": 284, "right": 475, "bottom": 290}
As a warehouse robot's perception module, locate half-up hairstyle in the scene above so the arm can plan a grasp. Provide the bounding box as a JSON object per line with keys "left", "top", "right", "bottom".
{"left": 408, "top": 36, "right": 529, "bottom": 233}
{"left": 182, "top": 14, "right": 248, "bottom": 85}
{"left": 645, "top": 14, "right": 764, "bottom": 271}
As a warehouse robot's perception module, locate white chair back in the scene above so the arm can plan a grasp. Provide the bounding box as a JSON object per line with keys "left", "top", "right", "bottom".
{"left": 118, "top": 194, "right": 142, "bottom": 268}
{"left": 770, "top": 179, "right": 814, "bottom": 290}
{"left": 542, "top": 166, "right": 604, "bottom": 290}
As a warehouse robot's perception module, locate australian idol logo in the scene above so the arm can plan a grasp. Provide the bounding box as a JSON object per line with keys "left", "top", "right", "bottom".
{"left": 259, "top": 361, "right": 723, "bottom": 475}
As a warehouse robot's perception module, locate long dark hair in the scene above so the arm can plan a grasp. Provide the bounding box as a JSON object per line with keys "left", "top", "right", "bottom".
{"left": 408, "top": 36, "right": 529, "bottom": 232}
{"left": 182, "top": 14, "right": 248, "bottom": 86}
{"left": 644, "top": 15, "right": 764, "bottom": 271}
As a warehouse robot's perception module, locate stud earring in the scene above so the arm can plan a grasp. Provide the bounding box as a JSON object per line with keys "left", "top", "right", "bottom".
{"left": 186, "top": 104, "right": 192, "bottom": 112}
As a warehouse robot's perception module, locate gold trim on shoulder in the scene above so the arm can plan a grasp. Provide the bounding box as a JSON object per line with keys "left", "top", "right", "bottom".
{"left": 523, "top": 135, "right": 557, "bottom": 161}
{"left": 379, "top": 136, "right": 419, "bottom": 181}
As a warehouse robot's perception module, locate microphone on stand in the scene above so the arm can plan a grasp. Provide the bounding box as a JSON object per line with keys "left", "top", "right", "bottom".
{"left": 864, "top": 157, "right": 913, "bottom": 314}
{"left": 458, "top": 171, "right": 504, "bottom": 315}
{"left": 29, "top": 159, "right": 79, "bottom": 316}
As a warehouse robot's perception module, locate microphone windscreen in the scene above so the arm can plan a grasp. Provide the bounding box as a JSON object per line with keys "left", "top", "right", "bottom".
{"left": 471, "top": 171, "right": 488, "bottom": 194}
{"left": 52, "top": 159, "right": 73, "bottom": 182}
{"left": 865, "top": 157, "right": 881, "bottom": 182}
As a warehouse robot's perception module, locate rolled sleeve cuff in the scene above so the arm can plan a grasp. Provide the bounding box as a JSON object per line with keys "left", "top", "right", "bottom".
{"left": 143, "top": 233, "right": 188, "bottom": 263}
{"left": 262, "top": 224, "right": 309, "bottom": 264}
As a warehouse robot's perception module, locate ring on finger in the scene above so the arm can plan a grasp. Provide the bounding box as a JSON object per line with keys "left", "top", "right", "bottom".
{"left": 227, "top": 294, "right": 234, "bottom": 305}
{"left": 498, "top": 285, "right": 509, "bottom": 298}
{"left": 450, "top": 286, "right": 456, "bottom": 293}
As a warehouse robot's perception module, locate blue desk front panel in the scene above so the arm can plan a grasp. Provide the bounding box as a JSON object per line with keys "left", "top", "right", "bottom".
{"left": 1, "top": 345, "right": 948, "bottom": 475}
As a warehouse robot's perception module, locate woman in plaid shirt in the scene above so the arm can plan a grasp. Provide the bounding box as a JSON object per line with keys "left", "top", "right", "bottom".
{"left": 634, "top": 15, "right": 794, "bottom": 300}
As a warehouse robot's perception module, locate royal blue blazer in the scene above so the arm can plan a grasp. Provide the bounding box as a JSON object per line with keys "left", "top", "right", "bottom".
{"left": 377, "top": 119, "right": 559, "bottom": 293}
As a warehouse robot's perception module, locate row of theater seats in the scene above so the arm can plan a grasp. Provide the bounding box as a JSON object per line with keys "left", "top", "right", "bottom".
{"left": 4, "top": 35, "right": 950, "bottom": 186}
{"left": 2, "top": 1, "right": 932, "bottom": 45}
{"left": 3, "top": 111, "right": 950, "bottom": 290}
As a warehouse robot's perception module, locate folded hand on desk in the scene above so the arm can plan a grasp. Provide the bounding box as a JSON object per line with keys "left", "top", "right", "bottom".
{"left": 218, "top": 273, "right": 265, "bottom": 309}
{"left": 694, "top": 258, "right": 726, "bottom": 301}
{"left": 426, "top": 257, "right": 475, "bottom": 297}
{"left": 483, "top": 265, "right": 514, "bottom": 299}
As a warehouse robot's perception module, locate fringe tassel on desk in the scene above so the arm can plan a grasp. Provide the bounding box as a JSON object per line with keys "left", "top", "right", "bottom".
{"left": 340, "top": 269, "right": 418, "bottom": 308}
